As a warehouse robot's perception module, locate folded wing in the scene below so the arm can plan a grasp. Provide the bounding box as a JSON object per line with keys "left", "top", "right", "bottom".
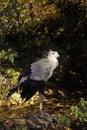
{"left": 30, "top": 58, "right": 52, "bottom": 81}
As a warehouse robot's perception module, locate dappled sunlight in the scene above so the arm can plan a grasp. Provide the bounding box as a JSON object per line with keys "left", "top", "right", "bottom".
{"left": 0, "top": 82, "right": 87, "bottom": 129}
{"left": 0, "top": 88, "right": 69, "bottom": 118}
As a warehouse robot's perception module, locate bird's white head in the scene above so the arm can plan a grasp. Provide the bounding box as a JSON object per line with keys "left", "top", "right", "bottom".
{"left": 47, "top": 50, "right": 60, "bottom": 59}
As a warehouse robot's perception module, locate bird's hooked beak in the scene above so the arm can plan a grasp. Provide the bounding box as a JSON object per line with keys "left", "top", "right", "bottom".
{"left": 58, "top": 54, "right": 60, "bottom": 58}
{"left": 57, "top": 53, "right": 60, "bottom": 58}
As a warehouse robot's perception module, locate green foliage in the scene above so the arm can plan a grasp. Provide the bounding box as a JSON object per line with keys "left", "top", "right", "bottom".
{"left": 58, "top": 113, "right": 71, "bottom": 127}
{"left": 71, "top": 98, "right": 87, "bottom": 123}
{"left": 0, "top": 0, "right": 58, "bottom": 49}
{"left": 0, "top": 0, "right": 50, "bottom": 35}
{"left": 0, "top": 0, "right": 86, "bottom": 52}
{"left": 5, "top": 68, "right": 16, "bottom": 77}
{"left": 58, "top": 98, "right": 87, "bottom": 128}
{"left": 0, "top": 48, "right": 18, "bottom": 64}
{"left": 5, "top": 68, "right": 20, "bottom": 85}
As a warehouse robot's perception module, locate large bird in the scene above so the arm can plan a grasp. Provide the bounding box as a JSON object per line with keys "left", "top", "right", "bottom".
{"left": 6, "top": 50, "right": 59, "bottom": 113}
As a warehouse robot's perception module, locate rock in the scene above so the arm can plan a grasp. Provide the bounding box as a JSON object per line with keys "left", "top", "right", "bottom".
{"left": 0, "top": 114, "right": 62, "bottom": 130}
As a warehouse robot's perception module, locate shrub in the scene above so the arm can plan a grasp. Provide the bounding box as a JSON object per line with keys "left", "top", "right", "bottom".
{"left": 58, "top": 98, "right": 87, "bottom": 128}
{"left": 71, "top": 98, "right": 87, "bottom": 123}
{"left": 0, "top": 48, "right": 18, "bottom": 64}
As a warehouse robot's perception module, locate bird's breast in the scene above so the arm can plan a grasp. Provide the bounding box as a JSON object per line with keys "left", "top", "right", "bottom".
{"left": 49, "top": 58, "right": 58, "bottom": 70}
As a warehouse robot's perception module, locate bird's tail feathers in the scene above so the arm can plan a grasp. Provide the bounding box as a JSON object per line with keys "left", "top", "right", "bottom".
{"left": 5, "top": 82, "right": 20, "bottom": 100}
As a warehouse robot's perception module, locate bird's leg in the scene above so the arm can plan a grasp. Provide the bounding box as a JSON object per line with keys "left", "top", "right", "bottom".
{"left": 39, "top": 92, "right": 44, "bottom": 115}
{"left": 38, "top": 92, "right": 53, "bottom": 122}
{"left": 39, "top": 92, "right": 53, "bottom": 122}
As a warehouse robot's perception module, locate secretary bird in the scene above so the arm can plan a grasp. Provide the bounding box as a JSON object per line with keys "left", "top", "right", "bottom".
{"left": 6, "top": 50, "right": 59, "bottom": 114}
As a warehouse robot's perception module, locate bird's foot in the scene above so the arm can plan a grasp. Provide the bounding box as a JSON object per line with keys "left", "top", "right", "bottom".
{"left": 39, "top": 111, "right": 53, "bottom": 122}
{"left": 39, "top": 110, "right": 44, "bottom": 115}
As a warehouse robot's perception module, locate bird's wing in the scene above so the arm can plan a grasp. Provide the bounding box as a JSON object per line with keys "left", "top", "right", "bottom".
{"left": 6, "top": 67, "right": 31, "bottom": 99}
{"left": 18, "top": 66, "right": 31, "bottom": 81}
{"left": 30, "top": 58, "right": 52, "bottom": 81}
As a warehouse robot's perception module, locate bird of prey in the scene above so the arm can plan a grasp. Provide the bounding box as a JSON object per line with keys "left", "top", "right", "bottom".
{"left": 6, "top": 50, "right": 59, "bottom": 113}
